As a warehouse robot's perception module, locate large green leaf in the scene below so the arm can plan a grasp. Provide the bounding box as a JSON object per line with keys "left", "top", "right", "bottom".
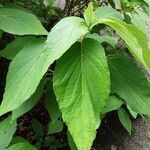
{"left": 0, "top": 116, "right": 16, "bottom": 150}
{"left": 0, "top": 8, "right": 48, "bottom": 35}
{"left": 11, "top": 78, "right": 45, "bottom": 121}
{"left": 53, "top": 39, "right": 110, "bottom": 150}
{"left": 90, "top": 12, "right": 150, "bottom": 70}
{"left": 108, "top": 53, "right": 150, "bottom": 115}
{"left": 5, "top": 142, "right": 37, "bottom": 150}
{"left": 0, "top": 17, "right": 88, "bottom": 116}
{"left": 0, "top": 36, "right": 35, "bottom": 60}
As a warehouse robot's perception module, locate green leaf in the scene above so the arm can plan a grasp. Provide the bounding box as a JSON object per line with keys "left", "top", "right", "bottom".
{"left": 53, "top": 38, "right": 110, "bottom": 150}
{"left": 48, "top": 120, "right": 63, "bottom": 134}
{"left": 0, "top": 17, "right": 88, "bottom": 116}
{"left": 131, "top": 9, "right": 148, "bottom": 33}
{"left": 0, "top": 116, "right": 17, "bottom": 150}
{"left": 85, "top": 33, "right": 118, "bottom": 48}
{"left": 118, "top": 107, "right": 132, "bottom": 135}
{"left": 127, "top": 105, "right": 138, "bottom": 119}
{"left": 84, "top": 2, "right": 95, "bottom": 26}
{"left": 32, "top": 119, "right": 44, "bottom": 139}
{"left": 95, "top": 6, "right": 122, "bottom": 20}
{"left": 45, "top": 80, "right": 61, "bottom": 122}
{"left": 0, "top": 8, "right": 48, "bottom": 35}
{"left": 0, "top": 36, "right": 36, "bottom": 60}
{"left": 90, "top": 13, "right": 150, "bottom": 70}
{"left": 11, "top": 78, "right": 45, "bottom": 121}
{"left": 103, "top": 96, "right": 123, "bottom": 114}
{"left": 46, "top": 16, "right": 88, "bottom": 54}
{"left": 10, "top": 137, "right": 29, "bottom": 145}
{"left": 5, "top": 142, "right": 37, "bottom": 150}
{"left": 108, "top": 53, "right": 150, "bottom": 115}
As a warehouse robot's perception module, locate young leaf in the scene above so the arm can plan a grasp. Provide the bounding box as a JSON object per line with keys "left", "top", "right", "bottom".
{"left": 103, "top": 96, "right": 123, "bottom": 114}
{"left": 127, "top": 105, "right": 138, "bottom": 119}
{"left": 48, "top": 120, "right": 63, "bottom": 134}
{"left": 5, "top": 142, "right": 37, "bottom": 150}
{"left": 45, "top": 80, "right": 61, "bottom": 122}
{"left": 11, "top": 78, "right": 45, "bottom": 121}
{"left": 0, "top": 116, "right": 16, "bottom": 150}
{"left": 118, "top": 107, "right": 132, "bottom": 135}
{"left": 108, "top": 53, "right": 150, "bottom": 115}
{"left": 10, "top": 136, "right": 29, "bottom": 145}
{"left": 90, "top": 13, "right": 150, "bottom": 70}
{"left": 84, "top": 2, "right": 95, "bottom": 26}
{"left": 0, "top": 8, "right": 48, "bottom": 35}
{"left": 32, "top": 119, "right": 44, "bottom": 139}
{"left": 0, "top": 17, "right": 88, "bottom": 116}
{"left": 0, "top": 36, "right": 36, "bottom": 60}
{"left": 53, "top": 39, "right": 110, "bottom": 150}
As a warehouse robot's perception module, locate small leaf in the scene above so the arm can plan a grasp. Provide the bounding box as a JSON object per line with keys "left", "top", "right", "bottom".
{"left": 11, "top": 78, "right": 45, "bottom": 121}
{"left": 53, "top": 39, "right": 110, "bottom": 150}
{"left": 0, "top": 116, "right": 16, "bottom": 150}
{"left": 118, "top": 107, "right": 132, "bottom": 135}
{"left": 5, "top": 142, "right": 37, "bottom": 150}
{"left": 103, "top": 96, "right": 123, "bottom": 114}
{"left": 84, "top": 2, "right": 95, "bottom": 26}
{"left": 0, "top": 36, "right": 36, "bottom": 60}
{"left": 0, "top": 8, "right": 48, "bottom": 35}
{"left": 48, "top": 120, "right": 63, "bottom": 134}
{"left": 127, "top": 105, "right": 138, "bottom": 119}
{"left": 32, "top": 119, "right": 44, "bottom": 139}
{"left": 108, "top": 53, "right": 150, "bottom": 115}
{"left": 45, "top": 80, "right": 61, "bottom": 122}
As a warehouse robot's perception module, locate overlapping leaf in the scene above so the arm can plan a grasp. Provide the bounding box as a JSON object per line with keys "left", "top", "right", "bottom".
{"left": 53, "top": 39, "right": 110, "bottom": 150}
{"left": 108, "top": 53, "right": 150, "bottom": 115}
{"left": 0, "top": 17, "right": 88, "bottom": 116}
{"left": 0, "top": 8, "right": 48, "bottom": 35}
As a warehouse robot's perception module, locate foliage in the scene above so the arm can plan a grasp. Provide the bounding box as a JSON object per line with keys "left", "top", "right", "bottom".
{"left": 0, "top": 0, "right": 150, "bottom": 149}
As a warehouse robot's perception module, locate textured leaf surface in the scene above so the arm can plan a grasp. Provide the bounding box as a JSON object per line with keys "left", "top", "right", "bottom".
{"left": 0, "top": 17, "right": 88, "bottom": 116}
{"left": 0, "top": 116, "right": 16, "bottom": 150}
{"left": 0, "top": 36, "right": 35, "bottom": 60}
{"left": 103, "top": 96, "right": 123, "bottom": 113}
{"left": 118, "top": 108, "right": 132, "bottom": 134}
{"left": 5, "top": 142, "right": 37, "bottom": 150}
{"left": 109, "top": 53, "right": 150, "bottom": 115}
{"left": 11, "top": 78, "right": 45, "bottom": 121}
{"left": 0, "top": 8, "right": 48, "bottom": 35}
{"left": 53, "top": 39, "right": 110, "bottom": 150}
{"left": 91, "top": 14, "right": 150, "bottom": 70}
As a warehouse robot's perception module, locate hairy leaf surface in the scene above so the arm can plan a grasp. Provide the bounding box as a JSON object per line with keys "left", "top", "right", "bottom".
{"left": 0, "top": 17, "right": 88, "bottom": 116}
{"left": 53, "top": 39, "right": 110, "bottom": 150}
